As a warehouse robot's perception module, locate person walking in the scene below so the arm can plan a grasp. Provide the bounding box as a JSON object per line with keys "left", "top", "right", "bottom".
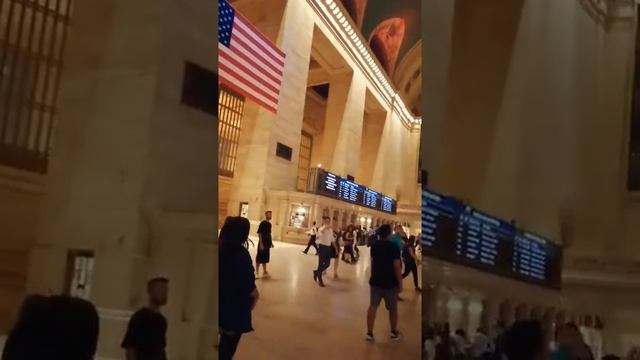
{"left": 342, "top": 224, "right": 356, "bottom": 263}
{"left": 392, "top": 225, "right": 408, "bottom": 300}
{"left": 503, "top": 320, "right": 546, "bottom": 360}
{"left": 472, "top": 328, "right": 494, "bottom": 360}
{"left": 366, "top": 224, "right": 403, "bottom": 342}
{"left": 331, "top": 222, "right": 341, "bottom": 278}
{"left": 424, "top": 325, "right": 437, "bottom": 360}
{"left": 303, "top": 221, "right": 319, "bottom": 255}
{"left": 313, "top": 216, "right": 334, "bottom": 287}
{"left": 452, "top": 329, "right": 471, "bottom": 360}
{"left": 219, "top": 216, "right": 260, "bottom": 360}
{"left": 550, "top": 323, "right": 594, "bottom": 360}
{"left": 121, "top": 277, "right": 170, "bottom": 360}
{"left": 401, "top": 236, "right": 421, "bottom": 291}
{"left": 353, "top": 225, "right": 361, "bottom": 260}
{"left": 256, "top": 210, "right": 273, "bottom": 278}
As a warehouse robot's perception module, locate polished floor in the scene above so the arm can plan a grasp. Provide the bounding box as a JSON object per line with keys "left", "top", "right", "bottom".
{"left": 234, "top": 240, "right": 422, "bottom": 360}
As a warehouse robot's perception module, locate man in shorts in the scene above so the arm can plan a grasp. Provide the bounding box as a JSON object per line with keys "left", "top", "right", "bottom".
{"left": 256, "top": 210, "right": 273, "bottom": 277}
{"left": 366, "top": 224, "right": 403, "bottom": 342}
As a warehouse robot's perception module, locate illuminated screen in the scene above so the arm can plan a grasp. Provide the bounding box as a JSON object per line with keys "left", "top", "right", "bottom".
{"left": 422, "top": 188, "right": 562, "bottom": 289}
{"left": 315, "top": 169, "right": 397, "bottom": 214}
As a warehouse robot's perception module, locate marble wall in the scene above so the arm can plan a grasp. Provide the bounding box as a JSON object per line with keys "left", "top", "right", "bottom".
{"left": 10, "top": 0, "right": 220, "bottom": 358}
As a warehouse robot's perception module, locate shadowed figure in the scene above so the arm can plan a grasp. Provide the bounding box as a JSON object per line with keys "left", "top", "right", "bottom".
{"left": 2, "top": 294, "right": 99, "bottom": 360}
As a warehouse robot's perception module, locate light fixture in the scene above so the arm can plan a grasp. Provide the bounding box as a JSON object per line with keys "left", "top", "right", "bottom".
{"left": 317, "top": 163, "right": 322, "bottom": 168}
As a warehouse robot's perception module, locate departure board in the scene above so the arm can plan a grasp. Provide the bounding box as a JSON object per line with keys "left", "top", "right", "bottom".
{"left": 314, "top": 169, "right": 397, "bottom": 214}
{"left": 456, "top": 207, "right": 515, "bottom": 269}
{"left": 339, "top": 179, "right": 362, "bottom": 203}
{"left": 512, "top": 231, "right": 563, "bottom": 288}
{"left": 421, "top": 188, "right": 562, "bottom": 289}
{"left": 317, "top": 171, "right": 340, "bottom": 197}
{"left": 381, "top": 196, "right": 396, "bottom": 213}
{"left": 422, "top": 189, "right": 463, "bottom": 258}
{"left": 363, "top": 189, "right": 381, "bottom": 208}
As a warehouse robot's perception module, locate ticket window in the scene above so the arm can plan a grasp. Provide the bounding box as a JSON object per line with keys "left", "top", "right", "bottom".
{"left": 63, "top": 250, "right": 95, "bottom": 300}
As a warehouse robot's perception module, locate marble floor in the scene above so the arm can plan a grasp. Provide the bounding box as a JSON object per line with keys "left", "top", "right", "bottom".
{"left": 234, "top": 240, "right": 422, "bottom": 360}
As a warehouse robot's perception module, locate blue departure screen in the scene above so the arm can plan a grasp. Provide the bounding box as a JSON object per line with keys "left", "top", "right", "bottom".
{"left": 421, "top": 187, "right": 562, "bottom": 289}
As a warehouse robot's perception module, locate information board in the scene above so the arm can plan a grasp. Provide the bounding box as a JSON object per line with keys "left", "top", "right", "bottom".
{"left": 314, "top": 169, "right": 397, "bottom": 214}
{"left": 421, "top": 188, "right": 563, "bottom": 289}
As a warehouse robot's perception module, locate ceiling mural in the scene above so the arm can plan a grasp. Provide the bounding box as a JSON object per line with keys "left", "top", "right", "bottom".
{"left": 341, "top": 0, "right": 421, "bottom": 77}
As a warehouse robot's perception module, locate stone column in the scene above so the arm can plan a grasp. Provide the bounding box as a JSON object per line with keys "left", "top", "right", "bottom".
{"left": 357, "top": 110, "right": 386, "bottom": 186}
{"left": 228, "top": 0, "right": 315, "bottom": 221}
{"left": 317, "top": 73, "right": 367, "bottom": 177}
{"left": 482, "top": 298, "right": 501, "bottom": 331}
{"left": 500, "top": 300, "right": 515, "bottom": 326}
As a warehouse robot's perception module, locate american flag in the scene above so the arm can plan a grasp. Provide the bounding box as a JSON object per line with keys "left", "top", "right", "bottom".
{"left": 218, "top": 0, "right": 285, "bottom": 114}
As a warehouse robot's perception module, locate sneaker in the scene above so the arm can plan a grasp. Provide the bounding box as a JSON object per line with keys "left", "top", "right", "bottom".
{"left": 390, "top": 330, "right": 402, "bottom": 341}
{"left": 313, "top": 270, "right": 318, "bottom": 282}
{"left": 365, "top": 332, "right": 374, "bottom": 342}
{"left": 318, "top": 278, "right": 325, "bottom": 287}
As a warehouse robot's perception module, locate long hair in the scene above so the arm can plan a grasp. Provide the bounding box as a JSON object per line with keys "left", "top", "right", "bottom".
{"left": 219, "top": 216, "right": 251, "bottom": 254}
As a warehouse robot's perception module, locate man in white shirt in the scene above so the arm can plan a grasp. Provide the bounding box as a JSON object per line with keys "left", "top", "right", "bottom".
{"left": 303, "top": 221, "right": 319, "bottom": 255}
{"left": 313, "top": 216, "right": 336, "bottom": 287}
{"left": 472, "top": 328, "right": 494, "bottom": 360}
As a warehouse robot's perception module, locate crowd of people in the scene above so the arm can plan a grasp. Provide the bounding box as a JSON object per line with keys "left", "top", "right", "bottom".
{"left": 218, "top": 211, "right": 422, "bottom": 358}
{"left": 304, "top": 216, "right": 421, "bottom": 291}
{"left": 423, "top": 320, "right": 638, "bottom": 360}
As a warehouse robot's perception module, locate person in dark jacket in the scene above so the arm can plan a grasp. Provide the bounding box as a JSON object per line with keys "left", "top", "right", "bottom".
{"left": 219, "top": 216, "right": 260, "bottom": 360}
{"left": 504, "top": 320, "right": 546, "bottom": 360}
{"left": 2, "top": 294, "right": 99, "bottom": 360}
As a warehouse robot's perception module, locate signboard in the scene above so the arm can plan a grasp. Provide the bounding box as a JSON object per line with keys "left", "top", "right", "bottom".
{"left": 422, "top": 188, "right": 563, "bottom": 289}
{"left": 315, "top": 169, "right": 397, "bottom": 214}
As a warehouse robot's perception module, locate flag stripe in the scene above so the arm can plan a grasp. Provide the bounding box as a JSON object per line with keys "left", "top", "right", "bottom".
{"left": 233, "top": 26, "right": 285, "bottom": 75}
{"left": 228, "top": 35, "right": 284, "bottom": 79}
{"left": 219, "top": 46, "right": 280, "bottom": 93}
{"left": 218, "top": 0, "right": 284, "bottom": 114}
{"left": 235, "top": 12, "right": 286, "bottom": 61}
{"left": 218, "top": 61, "right": 279, "bottom": 104}
{"left": 220, "top": 76, "right": 277, "bottom": 114}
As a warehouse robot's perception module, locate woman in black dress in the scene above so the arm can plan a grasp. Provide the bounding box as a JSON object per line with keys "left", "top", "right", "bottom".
{"left": 402, "top": 236, "right": 421, "bottom": 291}
{"left": 342, "top": 224, "right": 355, "bottom": 263}
{"left": 219, "top": 217, "right": 260, "bottom": 360}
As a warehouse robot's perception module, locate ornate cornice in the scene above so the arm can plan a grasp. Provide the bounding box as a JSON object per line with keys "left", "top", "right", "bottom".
{"left": 307, "top": 0, "right": 421, "bottom": 130}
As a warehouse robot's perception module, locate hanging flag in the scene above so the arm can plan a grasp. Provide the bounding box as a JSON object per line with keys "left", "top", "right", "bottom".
{"left": 218, "top": 0, "right": 285, "bottom": 114}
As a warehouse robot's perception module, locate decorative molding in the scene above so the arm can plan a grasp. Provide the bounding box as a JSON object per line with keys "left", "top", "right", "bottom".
{"left": 307, "top": 0, "right": 421, "bottom": 130}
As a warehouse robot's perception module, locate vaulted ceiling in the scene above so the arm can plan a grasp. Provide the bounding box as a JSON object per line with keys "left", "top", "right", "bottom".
{"left": 341, "top": 0, "right": 422, "bottom": 116}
